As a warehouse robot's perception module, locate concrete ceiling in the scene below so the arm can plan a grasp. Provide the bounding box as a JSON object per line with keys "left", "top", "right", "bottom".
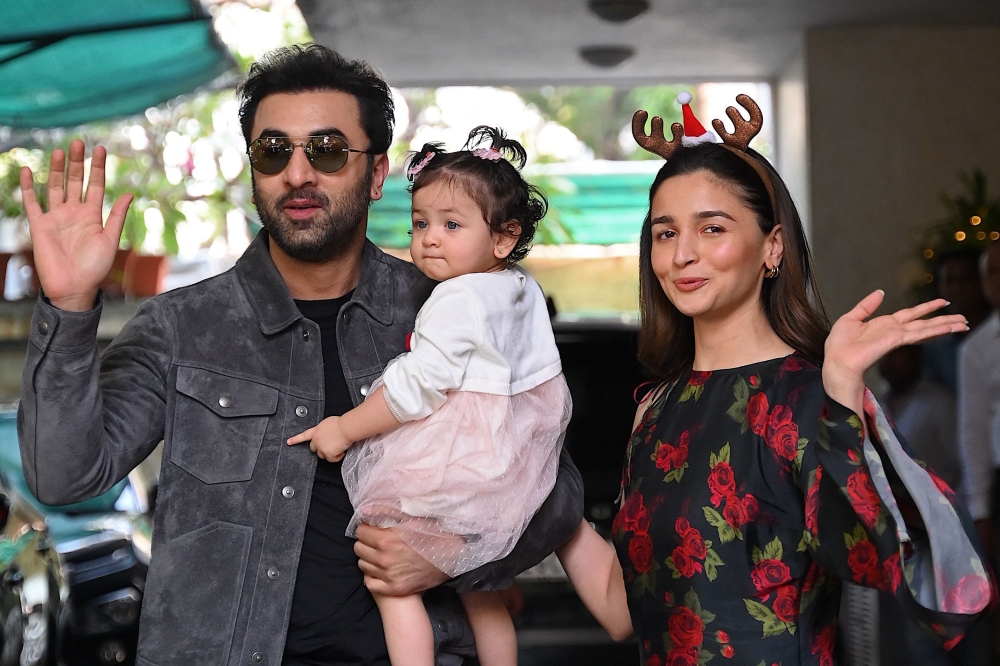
{"left": 298, "top": 0, "right": 1000, "bottom": 86}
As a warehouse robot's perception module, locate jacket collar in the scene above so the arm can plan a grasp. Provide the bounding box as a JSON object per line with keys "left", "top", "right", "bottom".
{"left": 235, "top": 231, "right": 395, "bottom": 335}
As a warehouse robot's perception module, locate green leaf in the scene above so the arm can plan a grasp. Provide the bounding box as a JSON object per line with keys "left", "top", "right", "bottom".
{"left": 744, "top": 598, "right": 776, "bottom": 623}
{"left": 787, "top": 623, "right": 797, "bottom": 636}
{"left": 875, "top": 513, "right": 887, "bottom": 536}
{"left": 853, "top": 523, "right": 868, "bottom": 544}
{"left": 762, "top": 617, "right": 787, "bottom": 637}
{"left": 632, "top": 571, "right": 657, "bottom": 596}
{"left": 719, "top": 443, "right": 731, "bottom": 464}
{"left": 685, "top": 589, "right": 702, "bottom": 614}
{"left": 727, "top": 377, "right": 750, "bottom": 428}
{"left": 798, "top": 530, "right": 819, "bottom": 552}
{"left": 762, "top": 536, "right": 783, "bottom": 561}
{"left": 699, "top": 609, "right": 716, "bottom": 624}
{"left": 847, "top": 414, "right": 864, "bottom": 436}
{"left": 703, "top": 548, "right": 723, "bottom": 582}
{"left": 679, "top": 383, "right": 704, "bottom": 403}
{"left": 704, "top": 559, "right": 718, "bottom": 582}
{"left": 698, "top": 648, "right": 714, "bottom": 666}
{"left": 709, "top": 451, "right": 718, "bottom": 468}
{"left": 752, "top": 545, "right": 764, "bottom": 564}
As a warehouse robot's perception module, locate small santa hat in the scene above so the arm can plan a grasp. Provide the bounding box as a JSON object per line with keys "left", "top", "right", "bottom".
{"left": 677, "top": 91, "right": 717, "bottom": 147}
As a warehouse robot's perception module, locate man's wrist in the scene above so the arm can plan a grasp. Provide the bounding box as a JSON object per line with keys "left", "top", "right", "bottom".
{"left": 48, "top": 290, "right": 100, "bottom": 312}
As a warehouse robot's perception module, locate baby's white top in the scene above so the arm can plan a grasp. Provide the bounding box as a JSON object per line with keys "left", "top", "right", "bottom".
{"left": 381, "top": 266, "right": 562, "bottom": 422}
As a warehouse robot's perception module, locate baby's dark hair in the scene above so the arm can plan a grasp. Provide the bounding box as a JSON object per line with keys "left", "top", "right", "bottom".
{"left": 404, "top": 126, "right": 546, "bottom": 263}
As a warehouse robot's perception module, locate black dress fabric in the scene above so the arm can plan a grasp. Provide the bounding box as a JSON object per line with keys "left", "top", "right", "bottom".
{"left": 613, "top": 353, "right": 991, "bottom": 666}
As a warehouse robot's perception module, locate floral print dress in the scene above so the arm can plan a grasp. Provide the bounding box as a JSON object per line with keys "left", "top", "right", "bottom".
{"left": 613, "top": 353, "right": 992, "bottom": 666}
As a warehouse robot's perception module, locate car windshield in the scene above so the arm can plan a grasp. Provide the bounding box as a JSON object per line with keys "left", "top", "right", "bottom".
{"left": 0, "top": 411, "right": 127, "bottom": 514}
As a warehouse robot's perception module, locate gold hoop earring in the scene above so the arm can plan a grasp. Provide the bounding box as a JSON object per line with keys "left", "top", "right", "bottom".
{"left": 765, "top": 265, "right": 780, "bottom": 279}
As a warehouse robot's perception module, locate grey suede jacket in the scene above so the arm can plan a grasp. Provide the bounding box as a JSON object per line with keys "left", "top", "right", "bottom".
{"left": 18, "top": 232, "right": 583, "bottom": 666}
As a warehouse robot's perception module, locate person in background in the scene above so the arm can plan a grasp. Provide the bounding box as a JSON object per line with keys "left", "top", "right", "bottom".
{"left": 924, "top": 249, "right": 991, "bottom": 393}
{"left": 958, "top": 243, "right": 1000, "bottom": 561}
{"left": 878, "top": 344, "right": 960, "bottom": 489}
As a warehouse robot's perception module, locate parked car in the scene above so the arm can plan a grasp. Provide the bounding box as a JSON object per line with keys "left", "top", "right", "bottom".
{"left": 515, "top": 316, "right": 650, "bottom": 664}
{"left": 0, "top": 409, "right": 152, "bottom": 666}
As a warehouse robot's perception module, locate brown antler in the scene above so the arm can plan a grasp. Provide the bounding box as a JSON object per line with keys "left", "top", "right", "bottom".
{"left": 711, "top": 94, "right": 763, "bottom": 151}
{"left": 632, "top": 110, "right": 684, "bottom": 160}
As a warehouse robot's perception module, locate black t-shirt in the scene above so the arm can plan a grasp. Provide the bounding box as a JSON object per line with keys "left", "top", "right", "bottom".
{"left": 284, "top": 293, "right": 390, "bottom": 666}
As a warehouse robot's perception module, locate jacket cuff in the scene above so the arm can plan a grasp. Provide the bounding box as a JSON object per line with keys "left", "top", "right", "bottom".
{"left": 30, "top": 290, "right": 103, "bottom": 354}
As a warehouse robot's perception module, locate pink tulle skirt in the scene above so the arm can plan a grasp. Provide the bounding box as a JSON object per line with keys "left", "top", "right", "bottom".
{"left": 342, "top": 374, "right": 572, "bottom": 577}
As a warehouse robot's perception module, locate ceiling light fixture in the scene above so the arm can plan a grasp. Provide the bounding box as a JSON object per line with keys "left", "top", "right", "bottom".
{"left": 579, "top": 45, "right": 635, "bottom": 68}
{"left": 588, "top": 0, "right": 650, "bottom": 23}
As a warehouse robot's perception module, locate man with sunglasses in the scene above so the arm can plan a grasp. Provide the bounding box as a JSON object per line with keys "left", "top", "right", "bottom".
{"left": 17, "top": 44, "right": 583, "bottom": 666}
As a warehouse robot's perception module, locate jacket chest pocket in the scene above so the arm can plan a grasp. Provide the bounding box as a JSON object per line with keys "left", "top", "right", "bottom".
{"left": 170, "top": 366, "right": 279, "bottom": 484}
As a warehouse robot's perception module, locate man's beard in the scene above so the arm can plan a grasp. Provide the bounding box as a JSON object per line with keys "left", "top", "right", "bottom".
{"left": 253, "top": 167, "right": 373, "bottom": 263}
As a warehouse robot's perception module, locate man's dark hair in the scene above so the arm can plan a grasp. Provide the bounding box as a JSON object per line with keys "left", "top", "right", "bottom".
{"left": 236, "top": 43, "right": 394, "bottom": 153}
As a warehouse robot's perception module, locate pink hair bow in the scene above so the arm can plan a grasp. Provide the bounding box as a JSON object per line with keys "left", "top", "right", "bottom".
{"left": 472, "top": 147, "right": 503, "bottom": 162}
{"left": 407, "top": 151, "right": 436, "bottom": 178}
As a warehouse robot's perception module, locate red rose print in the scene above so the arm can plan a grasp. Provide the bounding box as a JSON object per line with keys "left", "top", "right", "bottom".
{"left": 847, "top": 448, "right": 860, "bottom": 464}
{"left": 847, "top": 540, "right": 879, "bottom": 583}
{"left": 746, "top": 392, "right": 770, "bottom": 435}
{"left": 629, "top": 534, "right": 654, "bottom": 573}
{"left": 943, "top": 575, "right": 992, "bottom": 614}
{"left": 708, "top": 461, "right": 736, "bottom": 507}
{"left": 683, "top": 529, "right": 707, "bottom": 560}
{"left": 675, "top": 517, "right": 692, "bottom": 537}
{"left": 618, "top": 492, "right": 649, "bottom": 534}
{"left": 668, "top": 606, "right": 704, "bottom": 648}
{"left": 742, "top": 494, "right": 759, "bottom": 521}
{"left": 811, "top": 624, "right": 836, "bottom": 666}
{"left": 722, "top": 645, "right": 735, "bottom": 658}
{"left": 773, "top": 584, "right": 800, "bottom": 622}
{"left": 671, "top": 431, "right": 690, "bottom": 468}
{"left": 943, "top": 636, "right": 963, "bottom": 651}
{"left": 722, "top": 493, "right": 749, "bottom": 529}
{"left": 779, "top": 355, "right": 809, "bottom": 375}
{"left": 802, "top": 561, "right": 822, "bottom": 593}
{"left": 645, "top": 656, "right": 663, "bottom": 666}
{"left": 928, "top": 470, "right": 956, "bottom": 499}
{"left": 715, "top": 630, "right": 729, "bottom": 643}
{"left": 665, "top": 590, "right": 674, "bottom": 606}
{"left": 749, "top": 374, "right": 761, "bottom": 388}
{"left": 672, "top": 545, "right": 703, "bottom": 578}
{"left": 766, "top": 405, "right": 799, "bottom": 460}
{"left": 846, "top": 468, "right": 881, "bottom": 529}
{"left": 665, "top": 648, "right": 699, "bottom": 666}
{"left": 751, "top": 559, "right": 792, "bottom": 595}
{"left": 805, "top": 466, "right": 823, "bottom": 536}
{"left": 655, "top": 442, "right": 675, "bottom": 473}
{"left": 689, "top": 371, "right": 711, "bottom": 386}
{"left": 882, "top": 553, "right": 902, "bottom": 593}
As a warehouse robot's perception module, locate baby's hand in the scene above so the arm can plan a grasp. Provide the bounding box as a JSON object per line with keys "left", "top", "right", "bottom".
{"left": 287, "top": 416, "right": 354, "bottom": 462}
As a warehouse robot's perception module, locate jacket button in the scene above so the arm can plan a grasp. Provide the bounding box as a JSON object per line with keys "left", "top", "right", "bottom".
{"left": 360, "top": 384, "right": 370, "bottom": 397}
{"left": 302, "top": 328, "right": 310, "bottom": 341}
{"left": 219, "top": 396, "right": 232, "bottom": 408}
{"left": 37, "top": 321, "right": 49, "bottom": 335}
{"left": 267, "top": 567, "right": 279, "bottom": 579}
{"left": 343, "top": 311, "right": 351, "bottom": 324}
{"left": 281, "top": 486, "right": 294, "bottom": 498}
{"left": 295, "top": 405, "right": 308, "bottom": 418}
{"left": 251, "top": 653, "right": 263, "bottom": 663}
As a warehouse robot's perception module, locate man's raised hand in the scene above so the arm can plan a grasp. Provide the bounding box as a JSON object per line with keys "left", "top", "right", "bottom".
{"left": 20, "top": 140, "right": 133, "bottom": 311}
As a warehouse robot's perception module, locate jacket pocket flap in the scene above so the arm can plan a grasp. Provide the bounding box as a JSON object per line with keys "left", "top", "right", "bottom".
{"left": 175, "top": 366, "right": 279, "bottom": 418}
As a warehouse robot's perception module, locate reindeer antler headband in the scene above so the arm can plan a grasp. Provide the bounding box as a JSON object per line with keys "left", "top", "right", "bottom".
{"left": 632, "top": 93, "right": 776, "bottom": 211}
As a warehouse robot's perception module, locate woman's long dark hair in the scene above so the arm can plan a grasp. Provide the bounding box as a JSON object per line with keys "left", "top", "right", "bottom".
{"left": 638, "top": 143, "right": 829, "bottom": 381}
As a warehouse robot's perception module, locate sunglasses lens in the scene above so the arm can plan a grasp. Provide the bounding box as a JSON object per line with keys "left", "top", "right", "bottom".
{"left": 249, "top": 139, "right": 292, "bottom": 175}
{"left": 307, "top": 136, "right": 350, "bottom": 173}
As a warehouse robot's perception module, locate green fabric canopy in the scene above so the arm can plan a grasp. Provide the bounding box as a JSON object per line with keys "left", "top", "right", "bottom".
{"left": 368, "top": 172, "right": 652, "bottom": 248}
{"left": 0, "top": 0, "right": 233, "bottom": 128}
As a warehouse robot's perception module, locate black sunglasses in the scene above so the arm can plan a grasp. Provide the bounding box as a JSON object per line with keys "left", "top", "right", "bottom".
{"left": 247, "top": 135, "right": 371, "bottom": 175}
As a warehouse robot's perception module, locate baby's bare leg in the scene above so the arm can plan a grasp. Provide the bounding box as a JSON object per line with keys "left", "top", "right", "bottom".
{"left": 373, "top": 593, "right": 434, "bottom": 666}
{"left": 460, "top": 590, "right": 517, "bottom": 666}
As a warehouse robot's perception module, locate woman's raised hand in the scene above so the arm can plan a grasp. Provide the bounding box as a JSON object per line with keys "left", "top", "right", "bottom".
{"left": 822, "top": 290, "right": 968, "bottom": 415}
{"left": 19, "top": 140, "right": 134, "bottom": 311}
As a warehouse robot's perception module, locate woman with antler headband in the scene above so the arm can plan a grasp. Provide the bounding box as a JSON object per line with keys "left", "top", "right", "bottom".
{"left": 555, "top": 93, "right": 993, "bottom": 664}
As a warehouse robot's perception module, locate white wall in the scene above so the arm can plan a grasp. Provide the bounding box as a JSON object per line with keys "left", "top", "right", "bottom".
{"left": 775, "top": 45, "right": 811, "bottom": 240}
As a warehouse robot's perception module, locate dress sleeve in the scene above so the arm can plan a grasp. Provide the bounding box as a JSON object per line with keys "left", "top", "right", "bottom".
{"left": 379, "top": 282, "right": 482, "bottom": 422}
{"left": 793, "top": 379, "right": 993, "bottom": 644}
